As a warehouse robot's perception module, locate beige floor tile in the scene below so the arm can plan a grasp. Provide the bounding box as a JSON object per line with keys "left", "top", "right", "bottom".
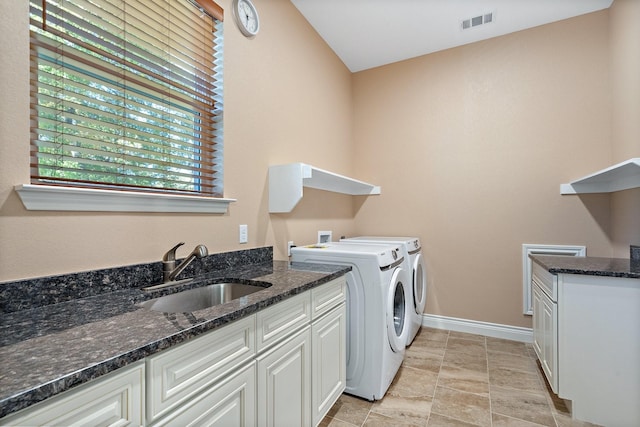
{"left": 318, "top": 416, "right": 361, "bottom": 427}
{"left": 487, "top": 350, "right": 539, "bottom": 374}
{"left": 327, "top": 394, "right": 373, "bottom": 426}
{"left": 404, "top": 345, "right": 445, "bottom": 372}
{"left": 415, "top": 328, "right": 449, "bottom": 343}
{"left": 427, "top": 413, "right": 481, "bottom": 426}
{"left": 364, "top": 411, "right": 426, "bottom": 427}
{"left": 410, "top": 336, "right": 448, "bottom": 357}
{"left": 491, "top": 413, "right": 549, "bottom": 426}
{"left": 442, "top": 350, "right": 488, "bottom": 373}
{"left": 389, "top": 365, "right": 439, "bottom": 398}
{"left": 327, "top": 329, "right": 572, "bottom": 427}
{"left": 431, "top": 386, "right": 491, "bottom": 427}
{"left": 438, "top": 365, "right": 490, "bottom": 395}
{"left": 448, "top": 331, "right": 486, "bottom": 342}
{"left": 489, "top": 367, "right": 546, "bottom": 395}
{"left": 370, "top": 394, "right": 432, "bottom": 426}
{"left": 553, "top": 413, "right": 603, "bottom": 427}
{"left": 486, "top": 337, "right": 530, "bottom": 357}
{"left": 490, "top": 385, "right": 556, "bottom": 427}
{"left": 445, "top": 338, "right": 487, "bottom": 356}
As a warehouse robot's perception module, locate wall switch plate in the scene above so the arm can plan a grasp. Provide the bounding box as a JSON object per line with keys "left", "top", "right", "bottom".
{"left": 317, "top": 230, "right": 332, "bottom": 244}
{"left": 239, "top": 224, "right": 248, "bottom": 244}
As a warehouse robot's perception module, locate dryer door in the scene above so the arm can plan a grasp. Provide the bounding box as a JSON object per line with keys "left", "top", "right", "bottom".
{"left": 387, "top": 268, "right": 407, "bottom": 353}
{"left": 412, "top": 253, "right": 427, "bottom": 315}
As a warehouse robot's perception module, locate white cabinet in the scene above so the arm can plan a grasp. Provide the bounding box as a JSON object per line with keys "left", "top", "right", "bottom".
{"left": 531, "top": 280, "right": 558, "bottom": 393}
{"left": 531, "top": 260, "right": 640, "bottom": 426}
{"left": 256, "top": 291, "right": 311, "bottom": 352}
{"left": 153, "top": 362, "right": 256, "bottom": 427}
{"left": 310, "top": 279, "right": 346, "bottom": 426}
{"left": 311, "top": 304, "right": 346, "bottom": 425}
{"left": 0, "top": 362, "right": 144, "bottom": 427}
{"left": 1, "top": 277, "right": 347, "bottom": 427}
{"left": 257, "top": 326, "right": 312, "bottom": 427}
{"left": 146, "top": 315, "right": 255, "bottom": 425}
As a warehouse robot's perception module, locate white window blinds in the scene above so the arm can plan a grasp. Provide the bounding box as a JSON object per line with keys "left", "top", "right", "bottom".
{"left": 29, "top": 0, "right": 224, "bottom": 197}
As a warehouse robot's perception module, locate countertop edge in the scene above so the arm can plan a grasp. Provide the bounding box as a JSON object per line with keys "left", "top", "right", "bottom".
{"left": 530, "top": 255, "right": 640, "bottom": 279}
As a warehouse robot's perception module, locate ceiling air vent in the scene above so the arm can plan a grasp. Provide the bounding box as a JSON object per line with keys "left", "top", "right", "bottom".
{"left": 461, "top": 12, "right": 494, "bottom": 30}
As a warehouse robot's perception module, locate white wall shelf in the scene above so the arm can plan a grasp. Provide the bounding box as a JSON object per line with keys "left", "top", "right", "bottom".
{"left": 560, "top": 158, "right": 640, "bottom": 194}
{"left": 269, "top": 163, "right": 381, "bottom": 213}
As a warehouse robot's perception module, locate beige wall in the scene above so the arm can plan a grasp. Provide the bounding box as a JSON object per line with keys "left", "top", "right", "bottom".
{"left": 352, "top": 11, "right": 615, "bottom": 328}
{"left": 0, "top": 0, "right": 356, "bottom": 281}
{"left": 1, "top": 1, "right": 636, "bottom": 329}
{"left": 609, "top": 0, "right": 640, "bottom": 257}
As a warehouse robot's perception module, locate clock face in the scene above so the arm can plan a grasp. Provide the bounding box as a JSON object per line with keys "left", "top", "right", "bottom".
{"left": 234, "top": 0, "right": 259, "bottom": 37}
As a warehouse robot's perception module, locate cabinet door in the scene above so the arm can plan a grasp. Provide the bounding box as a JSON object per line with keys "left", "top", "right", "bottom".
{"left": 1, "top": 362, "right": 144, "bottom": 427}
{"left": 154, "top": 362, "right": 256, "bottom": 427}
{"left": 532, "top": 284, "right": 545, "bottom": 360}
{"left": 257, "top": 326, "right": 311, "bottom": 427}
{"left": 533, "top": 283, "right": 558, "bottom": 393}
{"left": 312, "top": 303, "right": 346, "bottom": 427}
{"left": 146, "top": 315, "right": 255, "bottom": 424}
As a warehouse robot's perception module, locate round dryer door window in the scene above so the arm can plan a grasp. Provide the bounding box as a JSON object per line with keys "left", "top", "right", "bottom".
{"left": 387, "top": 268, "right": 407, "bottom": 353}
{"left": 413, "top": 253, "right": 427, "bottom": 314}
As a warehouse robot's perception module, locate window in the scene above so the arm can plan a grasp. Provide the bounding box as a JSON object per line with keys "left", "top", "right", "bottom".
{"left": 28, "top": 0, "right": 224, "bottom": 198}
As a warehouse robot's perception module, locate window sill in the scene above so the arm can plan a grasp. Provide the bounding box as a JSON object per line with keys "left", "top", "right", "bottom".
{"left": 15, "top": 184, "right": 236, "bottom": 214}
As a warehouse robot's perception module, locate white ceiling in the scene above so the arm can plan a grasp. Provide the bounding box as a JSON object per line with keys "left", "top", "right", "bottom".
{"left": 290, "top": 0, "right": 614, "bottom": 72}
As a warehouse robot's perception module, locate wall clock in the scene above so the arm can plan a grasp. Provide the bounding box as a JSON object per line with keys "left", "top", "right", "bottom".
{"left": 232, "top": 0, "right": 260, "bottom": 37}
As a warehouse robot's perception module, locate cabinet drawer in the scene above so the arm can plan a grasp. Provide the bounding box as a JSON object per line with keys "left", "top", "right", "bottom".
{"left": 146, "top": 315, "right": 255, "bottom": 424}
{"left": 257, "top": 291, "right": 311, "bottom": 353}
{"left": 311, "top": 278, "right": 346, "bottom": 320}
{"left": 0, "top": 362, "right": 144, "bottom": 427}
{"left": 531, "top": 261, "right": 557, "bottom": 301}
{"left": 153, "top": 361, "right": 256, "bottom": 427}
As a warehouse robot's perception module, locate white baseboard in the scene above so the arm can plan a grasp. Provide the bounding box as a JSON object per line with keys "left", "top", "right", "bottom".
{"left": 422, "top": 314, "right": 533, "bottom": 343}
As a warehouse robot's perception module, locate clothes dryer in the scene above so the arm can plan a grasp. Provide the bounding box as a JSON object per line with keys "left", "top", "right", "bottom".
{"left": 341, "top": 236, "right": 427, "bottom": 345}
{"left": 290, "top": 242, "right": 410, "bottom": 400}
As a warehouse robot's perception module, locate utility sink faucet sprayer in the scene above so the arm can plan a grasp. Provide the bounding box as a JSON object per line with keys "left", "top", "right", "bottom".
{"left": 163, "top": 242, "right": 209, "bottom": 283}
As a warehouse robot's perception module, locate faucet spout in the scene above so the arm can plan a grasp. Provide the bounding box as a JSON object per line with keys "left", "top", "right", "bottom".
{"left": 162, "top": 243, "right": 208, "bottom": 283}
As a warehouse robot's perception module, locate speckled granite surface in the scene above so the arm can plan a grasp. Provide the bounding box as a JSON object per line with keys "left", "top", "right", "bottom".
{"left": 530, "top": 254, "right": 640, "bottom": 279}
{"left": 0, "top": 248, "right": 350, "bottom": 418}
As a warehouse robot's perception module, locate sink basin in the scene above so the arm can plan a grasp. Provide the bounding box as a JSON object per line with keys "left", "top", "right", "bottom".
{"left": 140, "top": 282, "right": 270, "bottom": 313}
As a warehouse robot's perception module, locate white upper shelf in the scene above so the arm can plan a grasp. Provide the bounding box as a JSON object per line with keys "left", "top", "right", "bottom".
{"left": 269, "top": 163, "right": 381, "bottom": 213}
{"left": 560, "top": 158, "right": 640, "bottom": 194}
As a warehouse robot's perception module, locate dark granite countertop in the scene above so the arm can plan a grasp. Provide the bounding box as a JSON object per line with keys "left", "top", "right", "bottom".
{"left": 0, "top": 260, "right": 350, "bottom": 418}
{"left": 530, "top": 255, "right": 640, "bottom": 279}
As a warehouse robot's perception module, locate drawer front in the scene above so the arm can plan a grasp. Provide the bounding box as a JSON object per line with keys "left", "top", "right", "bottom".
{"left": 532, "top": 261, "right": 557, "bottom": 302}
{"left": 153, "top": 361, "right": 256, "bottom": 427}
{"left": 311, "top": 278, "right": 346, "bottom": 320}
{"left": 256, "top": 291, "right": 311, "bottom": 353}
{"left": 1, "top": 362, "right": 144, "bottom": 427}
{"left": 146, "top": 315, "right": 256, "bottom": 424}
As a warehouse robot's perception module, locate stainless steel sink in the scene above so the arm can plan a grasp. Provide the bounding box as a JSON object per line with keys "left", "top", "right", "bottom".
{"left": 139, "top": 282, "right": 270, "bottom": 313}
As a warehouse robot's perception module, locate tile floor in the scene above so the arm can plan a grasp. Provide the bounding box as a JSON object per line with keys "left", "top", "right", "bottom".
{"left": 320, "top": 328, "right": 600, "bottom": 427}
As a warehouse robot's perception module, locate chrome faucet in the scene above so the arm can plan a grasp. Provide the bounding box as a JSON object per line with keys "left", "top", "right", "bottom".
{"left": 162, "top": 242, "right": 209, "bottom": 283}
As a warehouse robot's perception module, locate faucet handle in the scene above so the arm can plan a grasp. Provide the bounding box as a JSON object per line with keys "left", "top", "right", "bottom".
{"left": 163, "top": 242, "right": 185, "bottom": 262}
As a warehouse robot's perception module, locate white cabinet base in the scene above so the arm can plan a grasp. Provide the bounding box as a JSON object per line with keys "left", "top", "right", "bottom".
{"left": 558, "top": 274, "right": 640, "bottom": 426}
{"left": 1, "top": 362, "right": 144, "bottom": 427}
{"left": 258, "top": 326, "right": 312, "bottom": 427}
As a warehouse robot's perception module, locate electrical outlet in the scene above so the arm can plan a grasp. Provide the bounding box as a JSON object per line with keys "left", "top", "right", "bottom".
{"left": 287, "top": 241, "right": 295, "bottom": 257}
{"left": 239, "top": 224, "right": 248, "bottom": 244}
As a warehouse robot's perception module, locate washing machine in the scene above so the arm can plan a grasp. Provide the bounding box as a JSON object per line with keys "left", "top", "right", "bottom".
{"left": 290, "top": 242, "right": 410, "bottom": 400}
{"left": 341, "top": 236, "right": 427, "bottom": 345}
